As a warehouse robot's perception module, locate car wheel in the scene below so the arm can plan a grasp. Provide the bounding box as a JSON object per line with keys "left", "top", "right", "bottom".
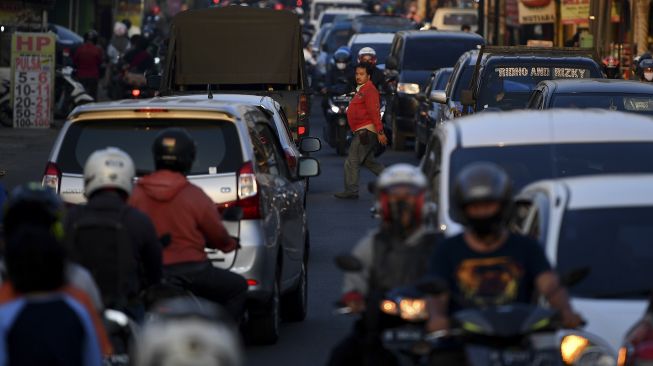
{"left": 281, "top": 257, "right": 308, "bottom": 322}
{"left": 391, "top": 117, "right": 405, "bottom": 151}
{"left": 245, "top": 277, "right": 281, "bottom": 345}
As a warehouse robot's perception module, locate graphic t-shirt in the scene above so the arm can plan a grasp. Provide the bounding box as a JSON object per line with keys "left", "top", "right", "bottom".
{"left": 427, "top": 233, "right": 551, "bottom": 312}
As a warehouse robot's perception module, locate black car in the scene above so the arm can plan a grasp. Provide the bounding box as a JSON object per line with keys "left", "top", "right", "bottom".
{"left": 351, "top": 15, "right": 417, "bottom": 33}
{"left": 461, "top": 46, "right": 604, "bottom": 113}
{"left": 414, "top": 67, "right": 452, "bottom": 157}
{"left": 527, "top": 79, "right": 653, "bottom": 116}
{"left": 384, "top": 31, "right": 484, "bottom": 150}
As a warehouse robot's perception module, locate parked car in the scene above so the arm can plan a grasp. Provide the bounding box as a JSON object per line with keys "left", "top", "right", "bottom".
{"left": 42, "top": 96, "right": 321, "bottom": 344}
{"left": 385, "top": 30, "right": 483, "bottom": 150}
{"left": 431, "top": 7, "right": 478, "bottom": 32}
{"left": 347, "top": 32, "right": 394, "bottom": 68}
{"left": 461, "top": 46, "right": 604, "bottom": 113}
{"left": 527, "top": 79, "right": 653, "bottom": 116}
{"left": 419, "top": 109, "right": 653, "bottom": 237}
{"left": 414, "top": 67, "right": 452, "bottom": 157}
{"left": 515, "top": 174, "right": 653, "bottom": 352}
{"left": 351, "top": 15, "right": 417, "bottom": 33}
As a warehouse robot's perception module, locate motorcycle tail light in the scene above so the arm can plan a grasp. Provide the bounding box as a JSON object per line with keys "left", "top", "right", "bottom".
{"left": 131, "top": 89, "right": 141, "bottom": 97}
{"left": 42, "top": 162, "right": 61, "bottom": 193}
{"left": 247, "top": 279, "right": 259, "bottom": 286}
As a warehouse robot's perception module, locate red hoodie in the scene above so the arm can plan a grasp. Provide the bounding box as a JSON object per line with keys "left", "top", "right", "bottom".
{"left": 129, "top": 170, "right": 237, "bottom": 265}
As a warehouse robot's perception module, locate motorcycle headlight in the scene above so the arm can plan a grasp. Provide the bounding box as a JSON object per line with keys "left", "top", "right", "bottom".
{"left": 399, "top": 299, "right": 428, "bottom": 321}
{"left": 330, "top": 104, "right": 340, "bottom": 114}
{"left": 381, "top": 300, "right": 399, "bottom": 315}
{"left": 561, "top": 334, "right": 617, "bottom": 366}
{"left": 397, "top": 83, "right": 420, "bottom": 95}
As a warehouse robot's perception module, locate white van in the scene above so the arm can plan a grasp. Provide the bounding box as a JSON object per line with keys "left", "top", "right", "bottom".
{"left": 432, "top": 7, "right": 478, "bottom": 32}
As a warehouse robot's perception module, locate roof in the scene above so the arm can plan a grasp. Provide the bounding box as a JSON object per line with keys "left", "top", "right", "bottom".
{"left": 541, "top": 79, "right": 653, "bottom": 94}
{"left": 453, "top": 109, "right": 653, "bottom": 147}
{"left": 526, "top": 175, "right": 653, "bottom": 209}
{"left": 349, "top": 32, "right": 395, "bottom": 44}
{"left": 396, "top": 30, "right": 484, "bottom": 41}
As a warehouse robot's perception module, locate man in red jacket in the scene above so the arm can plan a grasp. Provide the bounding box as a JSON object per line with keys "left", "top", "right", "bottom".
{"left": 335, "top": 63, "right": 388, "bottom": 199}
{"left": 129, "top": 128, "right": 247, "bottom": 319}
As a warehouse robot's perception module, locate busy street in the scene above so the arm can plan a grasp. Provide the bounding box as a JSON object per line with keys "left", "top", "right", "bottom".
{"left": 3, "top": 0, "right": 653, "bottom": 365}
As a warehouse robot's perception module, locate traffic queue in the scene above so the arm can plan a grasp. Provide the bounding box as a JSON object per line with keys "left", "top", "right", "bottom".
{"left": 2, "top": 2, "right": 653, "bottom": 366}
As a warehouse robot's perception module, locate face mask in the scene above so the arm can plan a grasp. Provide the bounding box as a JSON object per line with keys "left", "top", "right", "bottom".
{"left": 336, "top": 62, "right": 347, "bottom": 71}
{"left": 645, "top": 71, "right": 653, "bottom": 81}
{"left": 466, "top": 212, "right": 503, "bottom": 240}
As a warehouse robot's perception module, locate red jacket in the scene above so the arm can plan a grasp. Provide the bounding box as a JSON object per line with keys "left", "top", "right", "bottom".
{"left": 73, "top": 43, "right": 103, "bottom": 79}
{"left": 346, "top": 81, "right": 383, "bottom": 133}
{"left": 129, "top": 170, "right": 237, "bottom": 265}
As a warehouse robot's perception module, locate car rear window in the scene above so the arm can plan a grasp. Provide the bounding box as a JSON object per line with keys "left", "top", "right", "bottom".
{"left": 443, "top": 13, "right": 477, "bottom": 26}
{"left": 403, "top": 38, "right": 481, "bottom": 70}
{"left": 57, "top": 118, "right": 243, "bottom": 176}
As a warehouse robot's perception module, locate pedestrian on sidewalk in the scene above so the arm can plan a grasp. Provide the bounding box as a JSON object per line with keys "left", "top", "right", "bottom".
{"left": 73, "top": 30, "right": 103, "bottom": 100}
{"left": 334, "top": 63, "right": 388, "bottom": 200}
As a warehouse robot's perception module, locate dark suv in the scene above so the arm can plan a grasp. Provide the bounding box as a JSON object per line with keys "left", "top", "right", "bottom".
{"left": 384, "top": 30, "right": 484, "bottom": 150}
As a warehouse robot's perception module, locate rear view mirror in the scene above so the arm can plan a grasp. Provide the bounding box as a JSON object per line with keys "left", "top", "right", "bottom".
{"left": 429, "top": 90, "right": 447, "bottom": 104}
{"left": 334, "top": 254, "right": 363, "bottom": 272}
{"left": 146, "top": 74, "right": 161, "bottom": 90}
{"left": 300, "top": 137, "right": 321, "bottom": 153}
{"left": 386, "top": 56, "right": 398, "bottom": 70}
{"left": 460, "top": 89, "right": 475, "bottom": 106}
{"left": 298, "top": 157, "right": 320, "bottom": 177}
{"left": 221, "top": 206, "right": 243, "bottom": 221}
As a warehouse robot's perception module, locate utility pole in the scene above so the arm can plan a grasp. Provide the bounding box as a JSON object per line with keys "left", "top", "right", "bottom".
{"left": 478, "top": 0, "right": 486, "bottom": 39}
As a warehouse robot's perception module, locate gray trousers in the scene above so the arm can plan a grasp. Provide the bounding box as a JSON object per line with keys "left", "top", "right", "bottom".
{"left": 344, "top": 130, "right": 385, "bottom": 194}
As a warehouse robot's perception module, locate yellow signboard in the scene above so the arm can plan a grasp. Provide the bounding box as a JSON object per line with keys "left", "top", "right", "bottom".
{"left": 561, "top": 0, "right": 590, "bottom": 24}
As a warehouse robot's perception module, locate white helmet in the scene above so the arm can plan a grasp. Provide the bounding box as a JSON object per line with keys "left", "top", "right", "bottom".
{"left": 113, "top": 22, "right": 127, "bottom": 37}
{"left": 358, "top": 47, "right": 377, "bottom": 57}
{"left": 377, "top": 164, "right": 427, "bottom": 191}
{"left": 83, "top": 147, "right": 135, "bottom": 198}
{"left": 134, "top": 319, "right": 243, "bottom": 366}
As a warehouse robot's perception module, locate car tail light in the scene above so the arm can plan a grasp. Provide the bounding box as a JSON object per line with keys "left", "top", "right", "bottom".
{"left": 217, "top": 162, "right": 261, "bottom": 220}
{"left": 42, "top": 162, "right": 61, "bottom": 192}
{"left": 298, "top": 126, "right": 306, "bottom": 136}
{"left": 131, "top": 89, "right": 141, "bottom": 98}
{"left": 284, "top": 148, "right": 298, "bottom": 173}
{"left": 298, "top": 94, "right": 308, "bottom": 119}
{"left": 247, "top": 279, "right": 259, "bottom": 286}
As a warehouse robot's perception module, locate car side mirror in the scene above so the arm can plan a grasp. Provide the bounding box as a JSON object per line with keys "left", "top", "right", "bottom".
{"left": 146, "top": 74, "right": 161, "bottom": 90}
{"left": 299, "top": 137, "right": 321, "bottom": 153}
{"left": 460, "top": 89, "right": 474, "bottom": 106}
{"left": 298, "top": 157, "right": 320, "bottom": 177}
{"left": 334, "top": 254, "right": 363, "bottom": 272}
{"left": 386, "top": 56, "right": 398, "bottom": 70}
{"left": 221, "top": 206, "right": 243, "bottom": 221}
{"left": 429, "top": 90, "right": 447, "bottom": 104}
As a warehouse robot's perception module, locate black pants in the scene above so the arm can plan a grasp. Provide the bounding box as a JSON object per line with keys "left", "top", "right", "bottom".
{"left": 163, "top": 261, "right": 248, "bottom": 321}
{"left": 327, "top": 319, "right": 398, "bottom": 366}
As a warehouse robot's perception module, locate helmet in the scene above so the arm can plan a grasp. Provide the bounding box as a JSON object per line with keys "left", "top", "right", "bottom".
{"left": 358, "top": 47, "right": 377, "bottom": 65}
{"left": 113, "top": 22, "right": 128, "bottom": 37}
{"left": 602, "top": 56, "right": 620, "bottom": 79}
{"left": 3, "top": 182, "right": 64, "bottom": 241}
{"left": 334, "top": 47, "right": 351, "bottom": 70}
{"left": 134, "top": 298, "right": 243, "bottom": 366}
{"left": 375, "top": 164, "right": 427, "bottom": 236}
{"left": 84, "top": 30, "right": 99, "bottom": 44}
{"left": 639, "top": 58, "right": 653, "bottom": 82}
{"left": 153, "top": 128, "right": 197, "bottom": 174}
{"left": 83, "top": 147, "right": 136, "bottom": 198}
{"left": 451, "top": 162, "right": 512, "bottom": 236}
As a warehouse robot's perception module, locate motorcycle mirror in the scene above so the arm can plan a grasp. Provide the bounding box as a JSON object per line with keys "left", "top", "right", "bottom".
{"left": 416, "top": 277, "right": 448, "bottom": 295}
{"left": 221, "top": 206, "right": 243, "bottom": 222}
{"left": 334, "top": 254, "right": 364, "bottom": 272}
{"left": 559, "top": 267, "right": 591, "bottom": 288}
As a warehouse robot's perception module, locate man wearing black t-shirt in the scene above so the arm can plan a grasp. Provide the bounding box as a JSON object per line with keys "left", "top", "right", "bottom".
{"left": 426, "top": 162, "right": 583, "bottom": 333}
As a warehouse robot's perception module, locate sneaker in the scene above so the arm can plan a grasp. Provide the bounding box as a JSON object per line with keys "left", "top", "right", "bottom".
{"left": 334, "top": 192, "right": 359, "bottom": 199}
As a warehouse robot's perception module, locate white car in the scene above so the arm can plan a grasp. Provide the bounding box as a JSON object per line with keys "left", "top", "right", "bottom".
{"left": 431, "top": 7, "right": 478, "bottom": 32}
{"left": 347, "top": 32, "right": 394, "bottom": 68}
{"left": 515, "top": 174, "right": 653, "bottom": 352}
{"left": 316, "top": 7, "right": 368, "bottom": 31}
{"left": 419, "top": 109, "right": 653, "bottom": 237}
{"left": 309, "top": 0, "right": 365, "bottom": 29}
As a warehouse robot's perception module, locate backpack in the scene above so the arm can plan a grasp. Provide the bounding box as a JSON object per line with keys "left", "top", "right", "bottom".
{"left": 68, "top": 206, "right": 138, "bottom": 308}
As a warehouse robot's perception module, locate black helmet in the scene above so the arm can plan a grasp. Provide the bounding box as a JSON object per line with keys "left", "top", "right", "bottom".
{"left": 84, "top": 30, "right": 99, "bottom": 44}
{"left": 333, "top": 47, "right": 352, "bottom": 64}
{"left": 3, "top": 182, "right": 64, "bottom": 241}
{"left": 153, "top": 128, "right": 196, "bottom": 174}
{"left": 451, "top": 162, "right": 512, "bottom": 235}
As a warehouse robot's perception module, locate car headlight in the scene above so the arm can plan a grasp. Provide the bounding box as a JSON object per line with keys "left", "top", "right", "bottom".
{"left": 380, "top": 298, "right": 428, "bottom": 321}
{"left": 330, "top": 104, "right": 340, "bottom": 114}
{"left": 397, "top": 82, "right": 420, "bottom": 95}
{"left": 561, "top": 334, "right": 617, "bottom": 366}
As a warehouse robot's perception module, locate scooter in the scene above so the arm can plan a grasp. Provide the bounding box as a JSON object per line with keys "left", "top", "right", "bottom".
{"left": 54, "top": 66, "right": 94, "bottom": 118}
{"left": 324, "top": 92, "right": 353, "bottom": 156}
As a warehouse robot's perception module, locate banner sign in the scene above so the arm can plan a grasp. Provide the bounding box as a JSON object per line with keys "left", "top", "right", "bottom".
{"left": 561, "top": 0, "right": 590, "bottom": 25}
{"left": 518, "top": 0, "right": 556, "bottom": 24}
{"left": 10, "top": 32, "right": 55, "bottom": 128}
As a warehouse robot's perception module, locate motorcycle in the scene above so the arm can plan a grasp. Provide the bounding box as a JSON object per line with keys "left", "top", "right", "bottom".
{"left": 324, "top": 92, "right": 353, "bottom": 156}
{"left": 54, "top": 66, "right": 94, "bottom": 118}
{"left": 103, "top": 308, "right": 138, "bottom": 366}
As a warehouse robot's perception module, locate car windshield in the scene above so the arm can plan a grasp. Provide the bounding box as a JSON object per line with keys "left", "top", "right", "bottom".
{"left": 551, "top": 93, "right": 653, "bottom": 116}
{"left": 354, "top": 17, "right": 415, "bottom": 33}
{"left": 443, "top": 13, "right": 477, "bottom": 26}
{"left": 478, "top": 64, "right": 593, "bottom": 110}
{"left": 557, "top": 207, "right": 653, "bottom": 299}
{"left": 404, "top": 39, "right": 480, "bottom": 70}
{"left": 436, "top": 70, "right": 452, "bottom": 89}
{"left": 350, "top": 42, "right": 392, "bottom": 64}
{"left": 324, "top": 28, "right": 353, "bottom": 53}
{"left": 58, "top": 119, "right": 243, "bottom": 176}
{"left": 449, "top": 142, "right": 653, "bottom": 194}
{"left": 320, "top": 13, "right": 338, "bottom": 26}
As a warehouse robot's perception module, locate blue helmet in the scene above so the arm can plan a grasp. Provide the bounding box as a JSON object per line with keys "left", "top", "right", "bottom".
{"left": 333, "top": 46, "right": 352, "bottom": 64}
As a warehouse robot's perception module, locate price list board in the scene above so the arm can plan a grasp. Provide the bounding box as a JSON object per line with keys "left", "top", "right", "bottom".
{"left": 11, "top": 33, "right": 55, "bottom": 128}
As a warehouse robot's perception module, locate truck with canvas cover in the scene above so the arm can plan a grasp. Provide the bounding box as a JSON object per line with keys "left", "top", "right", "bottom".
{"left": 156, "top": 7, "right": 310, "bottom": 140}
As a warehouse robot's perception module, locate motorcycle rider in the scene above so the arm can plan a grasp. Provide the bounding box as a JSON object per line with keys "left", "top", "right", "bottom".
{"left": 64, "top": 147, "right": 162, "bottom": 320}
{"left": 638, "top": 58, "right": 653, "bottom": 82}
{"left": 602, "top": 55, "right": 621, "bottom": 79}
{"left": 129, "top": 128, "right": 248, "bottom": 320}
{"left": 327, "top": 164, "right": 440, "bottom": 366}
{"left": 322, "top": 47, "right": 355, "bottom": 117}
{"left": 358, "top": 47, "right": 387, "bottom": 93}
{"left": 425, "top": 163, "right": 583, "bottom": 344}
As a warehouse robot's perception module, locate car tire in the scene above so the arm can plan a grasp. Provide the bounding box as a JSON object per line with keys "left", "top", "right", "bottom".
{"left": 391, "top": 116, "right": 405, "bottom": 151}
{"left": 336, "top": 126, "right": 347, "bottom": 156}
{"left": 281, "top": 257, "right": 308, "bottom": 322}
{"left": 245, "top": 276, "right": 281, "bottom": 345}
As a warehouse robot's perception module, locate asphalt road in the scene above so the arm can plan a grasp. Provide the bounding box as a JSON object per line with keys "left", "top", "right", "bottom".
{"left": 0, "top": 97, "right": 418, "bottom": 365}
